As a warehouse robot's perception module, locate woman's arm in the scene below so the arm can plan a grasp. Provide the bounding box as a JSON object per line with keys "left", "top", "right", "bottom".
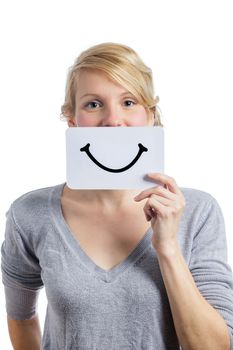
{"left": 1, "top": 205, "right": 44, "bottom": 348}
{"left": 7, "top": 315, "right": 42, "bottom": 350}
{"left": 135, "top": 173, "right": 233, "bottom": 349}
{"left": 156, "top": 242, "right": 231, "bottom": 350}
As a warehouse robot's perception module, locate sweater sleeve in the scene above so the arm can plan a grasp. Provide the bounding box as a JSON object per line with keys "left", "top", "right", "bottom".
{"left": 189, "top": 196, "right": 233, "bottom": 349}
{"left": 1, "top": 205, "right": 44, "bottom": 320}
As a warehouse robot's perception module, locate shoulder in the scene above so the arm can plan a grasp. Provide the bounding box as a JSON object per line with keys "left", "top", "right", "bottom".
{"left": 180, "top": 186, "right": 218, "bottom": 207}
{"left": 8, "top": 183, "right": 64, "bottom": 233}
{"left": 179, "top": 186, "right": 222, "bottom": 223}
{"left": 11, "top": 183, "right": 59, "bottom": 211}
{"left": 177, "top": 187, "right": 227, "bottom": 256}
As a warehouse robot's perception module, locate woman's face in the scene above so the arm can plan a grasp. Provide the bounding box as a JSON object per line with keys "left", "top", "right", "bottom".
{"left": 68, "top": 69, "right": 154, "bottom": 127}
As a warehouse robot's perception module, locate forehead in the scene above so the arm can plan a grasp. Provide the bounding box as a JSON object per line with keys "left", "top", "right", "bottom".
{"left": 75, "top": 69, "right": 130, "bottom": 97}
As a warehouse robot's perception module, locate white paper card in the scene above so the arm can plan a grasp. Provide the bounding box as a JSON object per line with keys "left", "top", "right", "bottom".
{"left": 66, "top": 126, "right": 164, "bottom": 189}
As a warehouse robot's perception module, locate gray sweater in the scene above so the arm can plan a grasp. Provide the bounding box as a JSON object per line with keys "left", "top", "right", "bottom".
{"left": 1, "top": 183, "right": 233, "bottom": 349}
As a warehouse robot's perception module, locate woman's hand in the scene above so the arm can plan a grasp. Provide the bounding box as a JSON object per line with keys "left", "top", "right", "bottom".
{"left": 134, "top": 173, "right": 186, "bottom": 252}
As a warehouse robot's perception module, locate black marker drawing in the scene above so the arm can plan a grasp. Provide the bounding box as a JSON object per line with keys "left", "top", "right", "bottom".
{"left": 80, "top": 143, "right": 148, "bottom": 173}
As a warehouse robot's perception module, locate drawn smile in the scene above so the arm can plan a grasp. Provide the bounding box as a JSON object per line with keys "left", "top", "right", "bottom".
{"left": 80, "top": 143, "right": 148, "bottom": 173}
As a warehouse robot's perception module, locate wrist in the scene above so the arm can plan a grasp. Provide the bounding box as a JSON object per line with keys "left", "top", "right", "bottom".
{"left": 154, "top": 240, "right": 181, "bottom": 259}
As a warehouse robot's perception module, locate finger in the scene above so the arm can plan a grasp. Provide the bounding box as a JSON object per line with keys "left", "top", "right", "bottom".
{"left": 144, "top": 194, "right": 185, "bottom": 219}
{"left": 146, "top": 173, "right": 182, "bottom": 195}
{"left": 145, "top": 208, "right": 155, "bottom": 221}
{"left": 134, "top": 185, "right": 176, "bottom": 202}
{"left": 144, "top": 197, "right": 164, "bottom": 220}
{"left": 150, "top": 193, "right": 172, "bottom": 206}
{"left": 144, "top": 204, "right": 157, "bottom": 221}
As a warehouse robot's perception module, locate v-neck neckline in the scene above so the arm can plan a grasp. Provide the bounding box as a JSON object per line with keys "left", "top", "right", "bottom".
{"left": 49, "top": 183, "right": 153, "bottom": 283}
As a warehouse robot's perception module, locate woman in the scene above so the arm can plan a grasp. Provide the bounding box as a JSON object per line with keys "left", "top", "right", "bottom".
{"left": 1, "top": 42, "right": 233, "bottom": 349}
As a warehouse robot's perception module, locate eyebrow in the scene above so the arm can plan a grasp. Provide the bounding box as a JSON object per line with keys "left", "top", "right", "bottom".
{"left": 80, "top": 92, "right": 135, "bottom": 99}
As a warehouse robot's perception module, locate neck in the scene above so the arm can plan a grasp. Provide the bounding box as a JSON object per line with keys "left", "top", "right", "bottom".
{"left": 63, "top": 185, "right": 140, "bottom": 210}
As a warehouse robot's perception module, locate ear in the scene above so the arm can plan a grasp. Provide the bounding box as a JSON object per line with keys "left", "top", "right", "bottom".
{"left": 147, "top": 111, "right": 155, "bottom": 126}
{"left": 67, "top": 118, "right": 78, "bottom": 127}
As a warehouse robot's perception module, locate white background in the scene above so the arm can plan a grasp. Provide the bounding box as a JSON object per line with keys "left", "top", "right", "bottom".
{"left": 0, "top": 0, "right": 232, "bottom": 348}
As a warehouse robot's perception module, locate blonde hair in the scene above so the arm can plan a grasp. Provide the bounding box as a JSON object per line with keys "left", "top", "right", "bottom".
{"left": 60, "top": 42, "right": 163, "bottom": 126}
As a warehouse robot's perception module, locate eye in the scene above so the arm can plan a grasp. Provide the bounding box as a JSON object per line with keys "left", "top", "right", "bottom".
{"left": 123, "top": 100, "right": 136, "bottom": 107}
{"left": 85, "top": 101, "right": 102, "bottom": 109}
